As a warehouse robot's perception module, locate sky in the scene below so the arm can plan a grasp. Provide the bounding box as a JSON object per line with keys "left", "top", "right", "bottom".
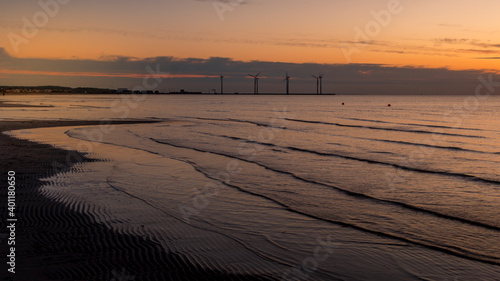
{"left": 1, "top": 0, "right": 500, "bottom": 94}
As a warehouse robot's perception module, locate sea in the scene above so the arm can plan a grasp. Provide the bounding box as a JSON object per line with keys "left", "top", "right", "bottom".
{"left": 2, "top": 94, "right": 500, "bottom": 280}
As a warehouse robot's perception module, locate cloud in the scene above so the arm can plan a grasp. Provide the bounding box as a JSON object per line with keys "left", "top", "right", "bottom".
{"left": 437, "top": 24, "right": 462, "bottom": 28}
{"left": 434, "top": 38, "right": 469, "bottom": 44}
{"left": 470, "top": 42, "right": 500, "bottom": 48}
{"left": 0, "top": 21, "right": 168, "bottom": 41}
{"left": 0, "top": 69, "right": 216, "bottom": 79}
{"left": 433, "top": 38, "right": 500, "bottom": 49}
{"left": 0, "top": 47, "right": 498, "bottom": 95}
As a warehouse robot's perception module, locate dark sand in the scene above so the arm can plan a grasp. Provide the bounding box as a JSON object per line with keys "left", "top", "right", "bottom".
{"left": 0, "top": 101, "right": 53, "bottom": 108}
{"left": 0, "top": 119, "right": 274, "bottom": 280}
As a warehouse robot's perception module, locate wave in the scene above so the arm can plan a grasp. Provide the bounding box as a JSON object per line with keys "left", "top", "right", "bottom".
{"left": 60, "top": 129, "right": 297, "bottom": 277}
{"left": 62, "top": 126, "right": 500, "bottom": 266}
{"left": 188, "top": 117, "right": 489, "bottom": 147}
{"left": 202, "top": 132, "right": 500, "bottom": 186}
{"left": 147, "top": 137, "right": 500, "bottom": 266}
{"left": 364, "top": 138, "right": 492, "bottom": 155}
{"left": 196, "top": 132, "right": 500, "bottom": 229}
{"left": 285, "top": 118, "right": 485, "bottom": 139}
{"left": 342, "top": 117, "right": 487, "bottom": 132}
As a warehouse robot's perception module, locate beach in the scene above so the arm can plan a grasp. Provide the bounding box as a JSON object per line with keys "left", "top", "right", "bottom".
{"left": 1, "top": 95, "right": 500, "bottom": 280}
{"left": 0, "top": 118, "right": 273, "bottom": 280}
{"left": 4, "top": 0, "right": 500, "bottom": 279}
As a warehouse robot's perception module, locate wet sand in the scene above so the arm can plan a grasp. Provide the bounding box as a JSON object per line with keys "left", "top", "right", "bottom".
{"left": 0, "top": 101, "right": 54, "bottom": 108}
{"left": 0, "top": 119, "right": 273, "bottom": 280}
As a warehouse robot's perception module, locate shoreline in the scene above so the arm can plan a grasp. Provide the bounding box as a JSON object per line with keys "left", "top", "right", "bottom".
{"left": 0, "top": 120, "right": 274, "bottom": 280}
{"left": 0, "top": 101, "right": 54, "bottom": 108}
{"left": 2, "top": 93, "right": 338, "bottom": 96}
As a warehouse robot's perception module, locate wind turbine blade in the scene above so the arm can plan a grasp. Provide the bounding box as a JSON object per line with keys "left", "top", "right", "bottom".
{"left": 256, "top": 72, "right": 261, "bottom": 77}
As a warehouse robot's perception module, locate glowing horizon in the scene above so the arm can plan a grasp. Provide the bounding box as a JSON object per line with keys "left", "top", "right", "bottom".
{"left": 2, "top": 0, "right": 500, "bottom": 93}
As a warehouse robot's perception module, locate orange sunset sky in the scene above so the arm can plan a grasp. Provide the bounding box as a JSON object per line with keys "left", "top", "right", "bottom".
{"left": 1, "top": 0, "right": 500, "bottom": 94}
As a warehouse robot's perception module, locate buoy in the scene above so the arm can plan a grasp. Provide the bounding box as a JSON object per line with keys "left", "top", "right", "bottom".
{"left": 342, "top": 103, "right": 345, "bottom": 105}
{"left": 388, "top": 104, "right": 391, "bottom": 107}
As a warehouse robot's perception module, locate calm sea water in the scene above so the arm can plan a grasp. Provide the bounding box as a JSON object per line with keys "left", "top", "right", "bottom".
{"left": 4, "top": 94, "right": 500, "bottom": 280}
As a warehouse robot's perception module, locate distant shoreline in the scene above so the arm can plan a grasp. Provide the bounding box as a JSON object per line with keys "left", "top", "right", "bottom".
{"left": 4, "top": 93, "right": 498, "bottom": 96}
{"left": 1, "top": 85, "right": 336, "bottom": 95}
{"left": 1, "top": 92, "right": 337, "bottom": 96}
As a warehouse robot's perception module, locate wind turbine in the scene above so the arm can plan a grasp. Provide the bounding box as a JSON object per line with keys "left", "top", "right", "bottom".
{"left": 283, "top": 72, "right": 290, "bottom": 95}
{"left": 312, "top": 74, "right": 324, "bottom": 94}
{"left": 249, "top": 73, "right": 261, "bottom": 94}
{"left": 220, "top": 75, "right": 224, "bottom": 95}
{"left": 319, "top": 74, "right": 324, "bottom": 94}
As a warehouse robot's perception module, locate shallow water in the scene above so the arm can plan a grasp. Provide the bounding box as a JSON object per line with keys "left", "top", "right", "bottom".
{"left": 5, "top": 94, "right": 500, "bottom": 280}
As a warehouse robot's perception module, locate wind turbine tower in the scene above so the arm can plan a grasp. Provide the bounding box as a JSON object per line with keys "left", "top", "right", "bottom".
{"left": 220, "top": 75, "right": 224, "bottom": 95}
{"left": 312, "top": 74, "right": 324, "bottom": 94}
{"left": 319, "top": 74, "right": 324, "bottom": 95}
{"left": 312, "top": 75, "right": 319, "bottom": 94}
{"left": 284, "top": 72, "right": 290, "bottom": 95}
{"left": 249, "top": 73, "right": 261, "bottom": 94}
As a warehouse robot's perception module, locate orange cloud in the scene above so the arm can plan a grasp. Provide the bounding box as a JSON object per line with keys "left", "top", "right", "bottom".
{"left": 0, "top": 69, "right": 218, "bottom": 79}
